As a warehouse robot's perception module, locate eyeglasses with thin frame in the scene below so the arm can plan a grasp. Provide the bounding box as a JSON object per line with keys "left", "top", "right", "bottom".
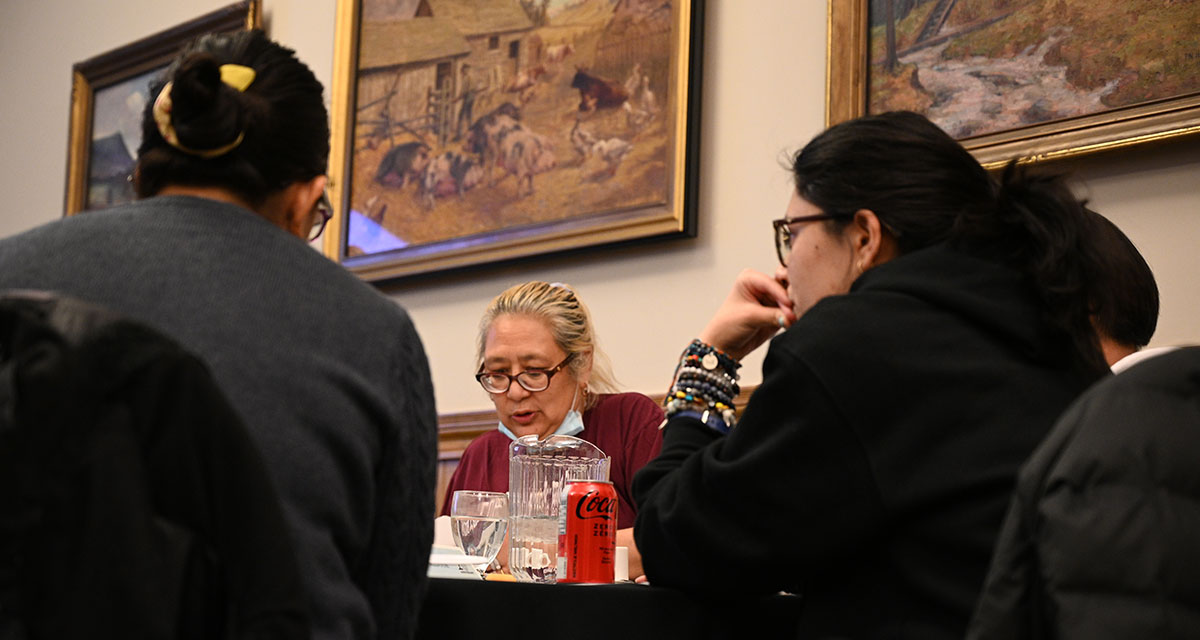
{"left": 308, "top": 190, "right": 332, "bottom": 242}
{"left": 475, "top": 353, "right": 574, "bottom": 394}
{"left": 771, "top": 213, "right": 849, "bottom": 267}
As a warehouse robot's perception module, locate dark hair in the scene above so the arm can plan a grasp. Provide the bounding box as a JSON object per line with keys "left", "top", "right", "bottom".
{"left": 791, "top": 110, "right": 1107, "bottom": 374}
{"left": 135, "top": 29, "right": 329, "bottom": 206}
{"left": 1087, "top": 209, "right": 1158, "bottom": 348}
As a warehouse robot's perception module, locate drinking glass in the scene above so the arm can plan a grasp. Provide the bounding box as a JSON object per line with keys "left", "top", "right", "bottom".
{"left": 450, "top": 490, "right": 509, "bottom": 576}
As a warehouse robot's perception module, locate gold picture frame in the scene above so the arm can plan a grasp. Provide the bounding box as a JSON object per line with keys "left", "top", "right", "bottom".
{"left": 64, "top": 1, "right": 261, "bottom": 215}
{"left": 826, "top": 0, "right": 1200, "bottom": 168}
{"left": 324, "top": 0, "right": 704, "bottom": 282}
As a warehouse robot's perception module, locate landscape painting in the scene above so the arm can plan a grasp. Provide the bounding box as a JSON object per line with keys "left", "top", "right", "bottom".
{"left": 828, "top": 0, "right": 1200, "bottom": 166}
{"left": 326, "top": 0, "right": 702, "bottom": 281}
{"left": 84, "top": 70, "right": 159, "bottom": 210}
{"left": 64, "top": 1, "right": 260, "bottom": 215}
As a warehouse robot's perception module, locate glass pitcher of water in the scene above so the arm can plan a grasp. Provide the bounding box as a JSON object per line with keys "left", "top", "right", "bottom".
{"left": 508, "top": 434, "right": 610, "bottom": 583}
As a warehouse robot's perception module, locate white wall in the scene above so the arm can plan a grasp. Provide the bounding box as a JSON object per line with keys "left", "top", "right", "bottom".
{"left": 0, "top": 0, "right": 337, "bottom": 233}
{"left": 3, "top": 0, "right": 1198, "bottom": 416}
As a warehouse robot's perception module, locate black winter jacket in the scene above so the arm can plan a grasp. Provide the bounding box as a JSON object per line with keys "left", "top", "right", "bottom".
{"left": 0, "top": 292, "right": 310, "bottom": 640}
{"left": 968, "top": 346, "right": 1200, "bottom": 640}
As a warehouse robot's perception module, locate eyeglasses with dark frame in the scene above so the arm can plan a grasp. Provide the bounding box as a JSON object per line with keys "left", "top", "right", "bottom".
{"left": 308, "top": 190, "right": 332, "bottom": 242}
{"left": 771, "top": 213, "right": 850, "bottom": 267}
{"left": 475, "top": 353, "right": 575, "bottom": 394}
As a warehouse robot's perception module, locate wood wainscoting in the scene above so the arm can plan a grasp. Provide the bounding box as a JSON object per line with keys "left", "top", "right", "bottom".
{"left": 433, "top": 386, "right": 756, "bottom": 514}
{"left": 434, "top": 410, "right": 498, "bottom": 514}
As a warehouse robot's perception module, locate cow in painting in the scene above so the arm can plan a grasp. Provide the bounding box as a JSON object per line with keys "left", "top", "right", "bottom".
{"left": 570, "top": 69, "right": 630, "bottom": 112}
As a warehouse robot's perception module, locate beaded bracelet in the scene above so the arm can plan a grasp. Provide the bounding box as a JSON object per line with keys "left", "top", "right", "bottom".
{"left": 683, "top": 339, "right": 740, "bottom": 374}
{"left": 673, "top": 381, "right": 734, "bottom": 407}
{"left": 665, "top": 389, "right": 736, "bottom": 416}
{"left": 663, "top": 339, "right": 741, "bottom": 433}
{"left": 674, "top": 368, "right": 739, "bottom": 399}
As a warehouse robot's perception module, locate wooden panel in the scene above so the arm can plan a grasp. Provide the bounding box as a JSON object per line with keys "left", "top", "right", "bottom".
{"left": 433, "top": 385, "right": 757, "bottom": 512}
{"left": 434, "top": 409, "right": 496, "bottom": 515}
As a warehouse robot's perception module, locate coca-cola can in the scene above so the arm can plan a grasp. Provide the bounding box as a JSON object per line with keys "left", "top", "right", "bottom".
{"left": 556, "top": 479, "right": 617, "bottom": 583}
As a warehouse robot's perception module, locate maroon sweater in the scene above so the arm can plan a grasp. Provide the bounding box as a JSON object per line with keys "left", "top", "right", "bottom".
{"left": 441, "top": 393, "right": 664, "bottom": 529}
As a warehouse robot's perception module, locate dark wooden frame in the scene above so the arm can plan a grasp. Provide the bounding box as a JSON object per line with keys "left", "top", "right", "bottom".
{"left": 64, "top": 1, "right": 261, "bottom": 215}
{"left": 324, "top": 0, "right": 705, "bottom": 282}
{"left": 826, "top": 0, "right": 1200, "bottom": 168}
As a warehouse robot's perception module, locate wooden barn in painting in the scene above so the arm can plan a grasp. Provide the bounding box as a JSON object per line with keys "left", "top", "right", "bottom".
{"left": 355, "top": 17, "right": 469, "bottom": 148}
{"left": 354, "top": 0, "right": 533, "bottom": 149}
{"left": 425, "top": 0, "right": 533, "bottom": 83}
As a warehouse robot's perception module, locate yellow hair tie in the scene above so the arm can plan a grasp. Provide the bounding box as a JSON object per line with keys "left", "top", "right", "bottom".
{"left": 219, "top": 64, "right": 256, "bottom": 91}
{"left": 151, "top": 63, "right": 256, "bottom": 158}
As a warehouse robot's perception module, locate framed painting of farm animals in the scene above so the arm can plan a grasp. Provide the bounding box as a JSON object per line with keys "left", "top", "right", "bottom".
{"left": 827, "top": 0, "right": 1200, "bottom": 167}
{"left": 325, "top": 0, "right": 704, "bottom": 282}
{"left": 63, "top": 1, "right": 260, "bottom": 215}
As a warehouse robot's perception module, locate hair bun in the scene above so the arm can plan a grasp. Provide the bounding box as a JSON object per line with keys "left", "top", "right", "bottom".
{"left": 168, "top": 53, "right": 245, "bottom": 152}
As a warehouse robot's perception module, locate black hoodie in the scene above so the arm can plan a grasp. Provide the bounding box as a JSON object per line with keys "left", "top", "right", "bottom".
{"left": 633, "top": 245, "right": 1104, "bottom": 640}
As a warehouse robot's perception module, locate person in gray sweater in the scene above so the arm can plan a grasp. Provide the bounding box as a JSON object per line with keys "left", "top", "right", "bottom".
{"left": 0, "top": 29, "right": 436, "bottom": 640}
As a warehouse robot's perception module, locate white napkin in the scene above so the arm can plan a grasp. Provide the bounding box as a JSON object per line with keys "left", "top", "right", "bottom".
{"left": 615, "top": 546, "right": 629, "bottom": 582}
{"left": 433, "top": 515, "right": 455, "bottom": 548}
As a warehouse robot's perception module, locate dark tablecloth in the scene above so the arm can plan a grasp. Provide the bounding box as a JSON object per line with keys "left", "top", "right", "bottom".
{"left": 415, "top": 578, "right": 803, "bottom": 639}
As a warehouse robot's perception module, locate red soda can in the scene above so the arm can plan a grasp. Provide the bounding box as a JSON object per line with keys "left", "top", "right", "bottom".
{"left": 557, "top": 479, "right": 617, "bottom": 583}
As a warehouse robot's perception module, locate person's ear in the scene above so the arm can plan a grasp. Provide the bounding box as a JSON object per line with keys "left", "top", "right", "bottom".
{"left": 280, "top": 175, "right": 328, "bottom": 240}
{"left": 849, "top": 209, "right": 895, "bottom": 271}
{"left": 576, "top": 349, "right": 593, "bottom": 388}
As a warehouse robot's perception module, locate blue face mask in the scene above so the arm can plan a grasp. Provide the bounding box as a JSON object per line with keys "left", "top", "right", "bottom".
{"left": 498, "top": 386, "right": 585, "bottom": 441}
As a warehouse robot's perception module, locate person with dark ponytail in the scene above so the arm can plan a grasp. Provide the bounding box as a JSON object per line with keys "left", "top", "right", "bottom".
{"left": 134, "top": 28, "right": 331, "bottom": 234}
{"left": 0, "top": 30, "right": 436, "bottom": 640}
{"left": 632, "top": 111, "right": 1110, "bottom": 640}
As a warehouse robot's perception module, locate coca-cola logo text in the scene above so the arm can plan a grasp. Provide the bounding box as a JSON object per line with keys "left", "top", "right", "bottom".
{"left": 574, "top": 489, "right": 616, "bottom": 521}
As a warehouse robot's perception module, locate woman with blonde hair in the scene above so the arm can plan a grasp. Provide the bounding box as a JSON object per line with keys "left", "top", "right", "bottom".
{"left": 441, "top": 281, "right": 663, "bottom": 573}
